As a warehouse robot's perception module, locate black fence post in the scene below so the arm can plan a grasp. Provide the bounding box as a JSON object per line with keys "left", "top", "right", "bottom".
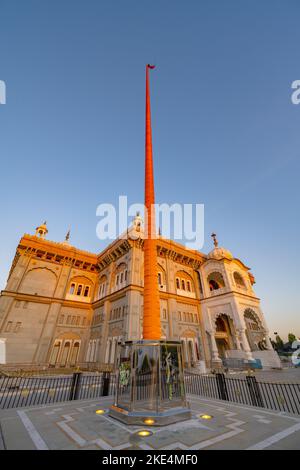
{"left": 216, "top": 373, "right": 229, "bottom": 401}
{"left": 246, "top": 375, "right": 264, "bottom": 408}
{"left": 69, "top": 372, "right": 82, "bottom": 401}
{"left": 102, "top": 372, "right": 110, "bottom": 396}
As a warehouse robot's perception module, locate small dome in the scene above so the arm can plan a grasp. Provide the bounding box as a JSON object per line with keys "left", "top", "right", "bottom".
{"left": 35, "top": 221, "right": 48, "bottom": 239}
{"left": 208, "top": 233, "right": 233, "bottom": 260}
{"left": 36, "top": 222, "right": 47, "bottom": 232}
{"left": 132, "top": 212, "right": 143, "bottom": 232}
{"left": 208, "top": 246, "right": 233, "bottom": 261}
{"left": 61, "top": 240, "right": 72, "bottom": 248}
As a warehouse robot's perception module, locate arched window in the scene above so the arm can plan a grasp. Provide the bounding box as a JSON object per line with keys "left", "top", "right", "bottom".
{"left": 49, "top": 341, "right": 61, "bottom": 366}
{"left": 114, "top": 263, "right": 127, "bottom": 291}
{"left": 98, "top": 275, "right": 107, "bottom": 299}
{"left": 70, "top": 342, "right": 80, "bottom": 366}
{"left": 67, "top": 277, "right": 93, "bottom": 300}
{"left": 61, "top": 341, "right": 71, "bottom": 367}
{"left": 234, "top": 272, "right": 246, "bottom": 288}
{"left": 69, "top": 283, "right": 76, "bottom": 294}
{"left": 175, "top": 271, "right": 195, "bottom": 296}
{"left": 207, "top": 272, "right": 225, "bottom": 291}
{"left": 209, "top": 279, "right": 219, "bottom": 291}
{"left": 215, "top": 317, "right": 226, "bottom": 332}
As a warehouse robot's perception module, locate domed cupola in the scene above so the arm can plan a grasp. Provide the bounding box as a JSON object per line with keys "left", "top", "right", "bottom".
{"left": 207, "top": 233, "right": 233, "bottom": 261}
{"left": 35, "top": 221, "right": 48, "bottom": 239}
{"left": 132, "top": 211, "right": 143, "bottom": 232}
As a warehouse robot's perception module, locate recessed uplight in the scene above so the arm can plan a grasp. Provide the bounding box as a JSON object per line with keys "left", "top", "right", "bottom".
{"left": 95, "top": 409, "right": 106, "bottom": 415}
{"left": 199, "top": 414, "right": 213, "bottom": 420}
{"left": 136, "top": 430, "right": 153, "bottom": 437}
{"left": 143, "top": 418, "right": 155, "bottom": 425}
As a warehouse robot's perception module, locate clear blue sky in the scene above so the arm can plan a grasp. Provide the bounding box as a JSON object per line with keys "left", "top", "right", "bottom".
{"left": 0, "top": 0, "right": 299, "bottom": 340}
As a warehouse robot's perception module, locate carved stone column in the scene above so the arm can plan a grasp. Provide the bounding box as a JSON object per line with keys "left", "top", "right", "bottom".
{"left": 238, "top": 328, "right": 254, "bottom": 361}
{"left": 235, "top": 333, "right": 241, "bottom": 350}
{"left": 209, "top": 330, "right": 222, "bottom": 365}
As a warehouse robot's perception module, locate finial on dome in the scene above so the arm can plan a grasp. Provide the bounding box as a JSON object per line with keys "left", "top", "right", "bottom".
{"left": 35, "top": 221, "right": 48, "bottom": 239}
{"left": 211, "top": 232, "right": 218, "bottom": 247}
{"left": 208, "top": 234, "right": 233, "bottom": 261}
{"left": 62, "top": 228, "right": 71, "bottom": 247}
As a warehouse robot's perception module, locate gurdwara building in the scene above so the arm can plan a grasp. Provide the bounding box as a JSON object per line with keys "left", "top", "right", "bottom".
{"left": 0, "top": 218, "right": 280, "bottom": 371}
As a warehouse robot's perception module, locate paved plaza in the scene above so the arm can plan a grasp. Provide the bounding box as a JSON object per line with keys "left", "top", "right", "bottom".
{"left": 0, "top": 395, "right": 300, "bottom": 450}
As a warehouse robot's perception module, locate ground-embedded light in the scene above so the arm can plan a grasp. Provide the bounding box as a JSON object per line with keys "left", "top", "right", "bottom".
{"left": 199, "top": 414, "right": 213, "bottom": 420}
{"left": 136, "top": 430, "right": 153, "bottom": 437}
{"left": 95, "top": 409, "right": 106, "bottom": 415}
{"left": 143, "top": 418, "right": 155, "bottom": 425}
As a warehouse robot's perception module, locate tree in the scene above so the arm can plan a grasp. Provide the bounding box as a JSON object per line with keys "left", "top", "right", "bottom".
{"left": 288, "top": 333, "right": 297, "bottom": 344}
{"left": 275, "top": 335, "right": 284, "bottom": 351}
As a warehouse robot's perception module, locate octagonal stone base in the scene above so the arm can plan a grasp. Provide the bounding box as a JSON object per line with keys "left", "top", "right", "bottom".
{"left": 109, "top": 404, "right": 192, "bottom": 426}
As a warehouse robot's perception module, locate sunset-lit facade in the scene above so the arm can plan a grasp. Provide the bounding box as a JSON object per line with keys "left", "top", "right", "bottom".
{"left": 0, "top": 219, "right": 281, "bottom": 371}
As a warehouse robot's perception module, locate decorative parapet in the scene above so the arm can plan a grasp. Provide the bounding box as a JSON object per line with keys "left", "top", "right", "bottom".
{"left": 16, "top": 235, "right": 98, "bottom": 273}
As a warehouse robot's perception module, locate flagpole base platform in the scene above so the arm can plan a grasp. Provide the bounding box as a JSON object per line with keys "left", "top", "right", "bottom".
{"left": 108, "top": 340, "right": 191, "bottom": 427}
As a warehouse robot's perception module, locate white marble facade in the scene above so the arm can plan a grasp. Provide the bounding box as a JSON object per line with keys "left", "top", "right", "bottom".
{"left": 0, "top": 221, "right": 281, "bottom": 371}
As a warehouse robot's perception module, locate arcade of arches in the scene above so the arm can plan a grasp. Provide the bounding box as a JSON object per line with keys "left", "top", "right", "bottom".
{"left": 49, "top": 333, "right": 81, "bottom": 367}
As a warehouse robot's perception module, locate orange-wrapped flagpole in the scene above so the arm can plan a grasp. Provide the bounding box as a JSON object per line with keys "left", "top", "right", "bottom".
{"left": 143, "top": 64, "right": 161, "bottom": 340}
